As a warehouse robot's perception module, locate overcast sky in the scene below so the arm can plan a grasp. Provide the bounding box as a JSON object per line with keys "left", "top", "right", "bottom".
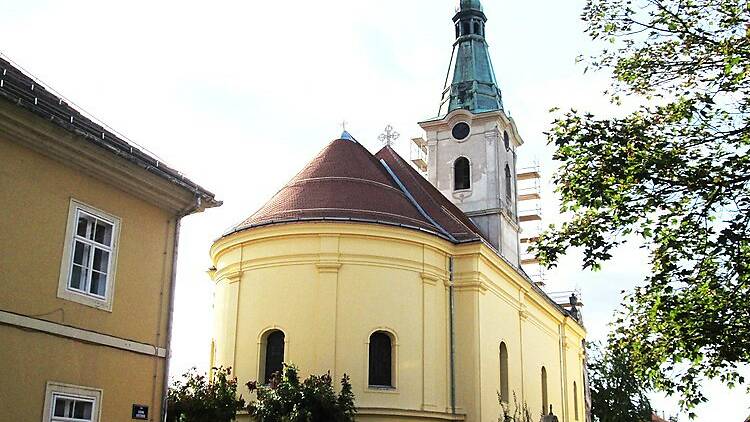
{"left": 2, "top": 0, "right": 747, "bottom": 420}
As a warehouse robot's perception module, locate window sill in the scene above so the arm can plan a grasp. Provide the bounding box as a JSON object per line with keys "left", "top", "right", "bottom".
{"left": 367, "top": 386, "right": 399, "bottom": 394}
{"left": 57, "top": 287, "right": 113, "bottom": 312}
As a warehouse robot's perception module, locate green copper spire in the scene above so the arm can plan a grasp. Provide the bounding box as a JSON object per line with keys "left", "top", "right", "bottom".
{"left": 439, "top": 0, "right": 503, "bottom": 116}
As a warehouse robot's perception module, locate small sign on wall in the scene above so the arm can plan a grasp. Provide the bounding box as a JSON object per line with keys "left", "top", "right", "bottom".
{"left": 132, "top": 404, "right": 149, "bottom": 420}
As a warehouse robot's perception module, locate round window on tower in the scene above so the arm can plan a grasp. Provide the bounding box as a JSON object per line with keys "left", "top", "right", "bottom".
{"left": 452, "top": 122, "right": 471, "bottom": 140}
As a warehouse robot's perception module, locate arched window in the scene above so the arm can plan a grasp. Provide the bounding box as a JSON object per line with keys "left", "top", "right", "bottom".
{"left": 474, "top": 21, "right": 481, "bottom": 35}
{"left": 454, "top": 157, "right": 471, "bottom": 190}
{"left": 368, "top": 331, "right": 393, "bottom": 387}
{"left": 505, "top": 164, "right": 512, "bottom": 200}
{"left": 503, "top": 130, "right": 510, "bottom": 150}
{"left": 573, "top": 381, "right": 579, "bottom": 420}
{"left": 541, "top": 366, "right": 549, "bottom": 415}
{"left": 455, "top": 23, "right": 460, "bottom": 38}
{"left": 499, "top": 342, "right": 509, "bottom": 403}
{"left": 263, "top": 330, "right": 285, "bottom": 384}
{"left": 461, "top": 21, "right": 470, "bottom": 36}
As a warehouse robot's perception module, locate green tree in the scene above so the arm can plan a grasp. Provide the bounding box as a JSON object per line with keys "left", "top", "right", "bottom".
{"left": 589, "top": 343, "right": 653, "bottom": 422}
{"left": 167, "top": 367, "right": 245, "bottom": 422}
{"left": 246, "top": 364, "right": 356, "bottom": 422}
{"left": 533, "top": 0, "right": 750, "bottom": 415}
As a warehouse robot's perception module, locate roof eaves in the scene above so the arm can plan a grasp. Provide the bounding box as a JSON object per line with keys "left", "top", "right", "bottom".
{"left": 0, "top": 56, "right": 220, "bottom": 210}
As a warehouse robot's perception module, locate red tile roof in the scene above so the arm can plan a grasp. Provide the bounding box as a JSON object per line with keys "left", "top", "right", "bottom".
{"left": 232, "top": 139, "right": 444, "bottom": 236}
{"left": 375, "top": 145, "right": 484, "bottom": 242}
{"left": 228, "top": 138, "right": 485, "bottom": 243}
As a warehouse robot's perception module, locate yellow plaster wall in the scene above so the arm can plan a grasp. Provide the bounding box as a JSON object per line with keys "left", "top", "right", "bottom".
{"left": 0, "top": 136, "right": 177, "bottom": 345}
{"left": 0, "top": 323, "right": 165, "bottom": 421}
{"left": 210, "top": 223, "right": 586, "bottom": 422}
{"left": 0, "top": 134, "right": 177, "bottom": 419}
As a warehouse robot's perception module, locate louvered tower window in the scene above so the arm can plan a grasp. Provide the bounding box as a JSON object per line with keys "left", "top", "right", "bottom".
{"left": 454, "top": 157, "right": 471, "bottom": 190}
{"left": 505, "top": 164, "right": 512, "bottom": 200}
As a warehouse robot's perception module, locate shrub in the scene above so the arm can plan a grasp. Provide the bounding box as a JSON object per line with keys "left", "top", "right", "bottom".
{"left": 246, "top": 364, "right": 356, "bottom": 422}
{"left": 167, "top": 367, "right": 245, "bottom": 422}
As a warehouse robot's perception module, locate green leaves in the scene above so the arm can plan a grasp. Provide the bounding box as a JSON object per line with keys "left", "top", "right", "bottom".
{"left": 167, "top": 367, "right": 245, "bottom": 422}
{"left": 539, "top": 0, "right": 750, "bottom": 416}
{"left": 246, "top": 364, "right": 357, "bottom": 422}
{"left": 588, "top": 343, "right": 653, "bottom": 422}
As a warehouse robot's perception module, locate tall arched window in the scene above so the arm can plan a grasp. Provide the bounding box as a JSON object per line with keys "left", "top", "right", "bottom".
{"left": 473, "top": 21, "right": 481, "bottom": 35}
{"left": 541, "top": 366, "right": 549, "bottom": 415}
{"left": 503, "top": 130, "right": 510, "bottom": 150}
{"left": 263, "top": 330, "right": 285, "bottom": 384}
{"left": 573, "top": 381, "right": 579, "bottom": 420}
{"left": 368, "top": 331, "right": 393, "bottom": 387}
{"left": 499, "top": 342, "right": 509, "bottom": 403}
{"left": 505, "top": 164, "right": 512, "bottom": 200}
{"left": 454, "top": 157, "right": 471, "bottom": 190}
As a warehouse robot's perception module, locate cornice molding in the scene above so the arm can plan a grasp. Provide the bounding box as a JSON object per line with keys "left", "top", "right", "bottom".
{"left": 0, "top": 102, "right": 200, "bottom": 214}
{"left": 316, "top": 262, "right": 342, "bottom": 274}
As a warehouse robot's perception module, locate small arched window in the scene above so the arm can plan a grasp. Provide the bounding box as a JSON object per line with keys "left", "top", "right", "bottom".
{"left": 474, "top": 21, "right": 481, "bottom": 35}
{"left": 454, "top": 157, "right": 471, "bottom": 190}
{"left": 541, "top": 366, "right": 549, "bottom": 415}
{"left": 455, "top": 23, "right": 460, "bottom": 38}
{"left": 369, "top": 331, "right": 393, "bottom": 387}
{"left": 573, "top": 381, "right": 579, "bottom": 420}
{"left": 505, "top": 164, "right": 512, "bottom": 200}
{"left": 263, "top": 330, "right": 285, "bottom": 384}
{"left": 461, "top": 21, "right": 470, "bottom": 36}
{"left": 499, "top": 342, "right": 509, "bottom": 403}
{"left": 503, "top": 130, "right": 510, "bottom": 150}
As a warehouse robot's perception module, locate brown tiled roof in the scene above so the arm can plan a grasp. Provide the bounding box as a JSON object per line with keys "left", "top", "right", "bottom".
{"left": 231, "top": 139, "right": 447, "bottom": 236}
{"left": 375, "top": 145, "right": 485, "bottom": 243}
{"left": 0, "top": 56, "right": 220, "bottom": 208}
{"left": 228, "top": 137, "right": 493, "bottom": 245}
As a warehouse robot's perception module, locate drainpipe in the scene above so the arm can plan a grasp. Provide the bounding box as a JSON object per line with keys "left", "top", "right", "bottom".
{"left": 161, "top": 196, "right": 203, "bottom": 422}
{"left": 448, "top": 256, "right": 457, "bottom": 414}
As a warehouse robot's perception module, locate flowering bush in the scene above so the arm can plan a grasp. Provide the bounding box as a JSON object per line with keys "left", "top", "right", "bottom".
{"left": 167, "top": 367, "right": 245, "bottom": 422}
{"left": 246, "top": 364, "right": 356, "bottom": 422}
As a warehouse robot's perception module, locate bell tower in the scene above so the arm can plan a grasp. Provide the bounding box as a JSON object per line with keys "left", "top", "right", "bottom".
{"left": 417, "top": 0, "right": 523, "bottom": 266}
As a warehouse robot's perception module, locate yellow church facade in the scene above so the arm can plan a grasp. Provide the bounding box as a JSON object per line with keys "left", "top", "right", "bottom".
{"left": 210, "top": 221, "right": 585, "bottom": 422}
{"left": 209, "top": 1, "right": 586, "bottom": 421}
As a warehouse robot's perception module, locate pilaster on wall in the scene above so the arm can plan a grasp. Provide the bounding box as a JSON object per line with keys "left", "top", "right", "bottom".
{"left": 518, "top": 292, "right": 528, "bottom": 406}
{"left": 315, "top": 235, "right": 341, "bottom": 377}
{"left": 225, "top": 272, "right": 243, "bottom": 370}
{"left": 421, "top": 272, "right": 440, "bottom": 411}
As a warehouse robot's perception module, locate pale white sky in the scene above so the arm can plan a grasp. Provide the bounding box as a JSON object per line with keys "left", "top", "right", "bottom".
{"left": 1, "top": 0, "right": 747, "bottom": 419}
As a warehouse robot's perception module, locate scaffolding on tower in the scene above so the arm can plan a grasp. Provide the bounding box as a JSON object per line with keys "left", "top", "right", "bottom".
{"left": 410, "top": 136, "right": 428, "bottom": 173}
{"left": 517, "top": 162, "right": 546, "bottom": 287}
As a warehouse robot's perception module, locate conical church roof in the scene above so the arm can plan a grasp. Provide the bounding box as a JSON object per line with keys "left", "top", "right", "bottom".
{"left": 231, "top": 139, "right": 439, "bottom": 235}
{"left": 227, "top": 138, "right": 485, "bottom": 244}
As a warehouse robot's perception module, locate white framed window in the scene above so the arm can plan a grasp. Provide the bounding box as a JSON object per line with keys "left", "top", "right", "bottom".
{"left": 58, "top": 199, "right": 120, "bottom": 311}
{"left": 43, "top": 382, "right": 102, "bottom": 422}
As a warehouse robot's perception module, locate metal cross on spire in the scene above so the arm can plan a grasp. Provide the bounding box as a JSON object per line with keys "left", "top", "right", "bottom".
{"left": 378, "top": 124, "right": 400, "bottom": 147}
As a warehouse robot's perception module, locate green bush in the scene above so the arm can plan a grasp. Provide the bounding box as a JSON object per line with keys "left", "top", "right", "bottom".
{"left": 246, "top": 364, "right": 356, "bottom": 422}
{"left": 167, "top": 367, "right": 245, "bottom": 422}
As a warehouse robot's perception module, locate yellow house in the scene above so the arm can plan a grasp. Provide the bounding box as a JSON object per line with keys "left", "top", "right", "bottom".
{"left": 0, "top": 56, "right": 220, "bottom": 421}
{"left": 209, "top": 2, "right": 587, "bottom": 421}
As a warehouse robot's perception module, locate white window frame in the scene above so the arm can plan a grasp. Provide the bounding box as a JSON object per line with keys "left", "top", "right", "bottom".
{"left": 42, "top": 381, "right": 102, "bottom": 422}
{"left": 58, "top": 199, "right": 120, "bottom": 312}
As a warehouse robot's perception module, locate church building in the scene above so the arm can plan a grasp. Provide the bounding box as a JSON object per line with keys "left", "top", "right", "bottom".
{"left": 209, "top": 1, "right": 586, "bottom": 421}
